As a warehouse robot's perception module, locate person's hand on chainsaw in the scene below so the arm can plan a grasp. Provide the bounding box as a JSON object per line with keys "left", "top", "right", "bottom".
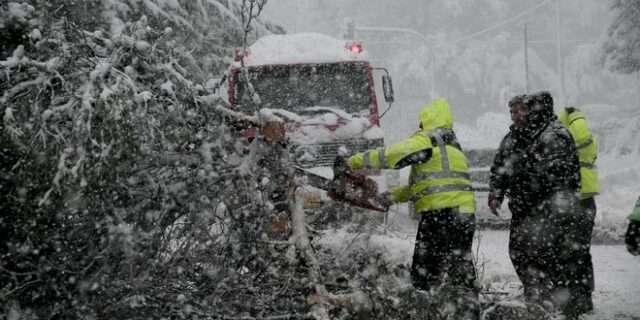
{"left": 488, "top": 199, "right": 502, "bottom": 216}
{"left": 333, "top": 155, "right": 350, "bottom": 180}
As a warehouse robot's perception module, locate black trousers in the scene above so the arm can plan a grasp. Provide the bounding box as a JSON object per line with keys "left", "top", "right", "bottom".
{"left": 508, "top": 204, "right": 558, "bottom": 300}
{"left": 561, "top": 197, "right": 596, "bottom": 315}
{"left": 411, "top": 208, "right": 476, "bottom": 291}
{"left": 509, "top": 198, "right": 595, "bottom": 316}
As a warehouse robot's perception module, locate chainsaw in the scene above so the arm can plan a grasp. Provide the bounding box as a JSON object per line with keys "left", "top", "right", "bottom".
{"left": 211, "top": 108, "right": 389, "bottom": 212}
{"left": 294, "top": 167, "right": 389, "bottom": 212}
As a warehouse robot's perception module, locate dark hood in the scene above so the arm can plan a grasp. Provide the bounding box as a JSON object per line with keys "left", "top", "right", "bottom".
{"left": 524, "top": 91, "right": 556, "bottom": 134}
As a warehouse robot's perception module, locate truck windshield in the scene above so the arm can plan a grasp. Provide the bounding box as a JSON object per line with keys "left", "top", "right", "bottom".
{"left": 234, "top": 62, "right": 372, "bottom": 115}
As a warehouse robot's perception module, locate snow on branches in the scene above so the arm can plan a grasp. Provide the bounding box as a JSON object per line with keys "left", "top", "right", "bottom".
{"left": 0, "top": 1, "right": 411, "bottom": 319}
{"left": 0, "top": 1, "right": 290, "bottom": 318}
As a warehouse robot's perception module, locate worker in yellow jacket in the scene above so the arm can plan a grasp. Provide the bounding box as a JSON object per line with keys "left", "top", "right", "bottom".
{"left": 557, "top": 106, "right": 600, "bottom": 314}
{"left": 336, "top": 98, "right": 477, "bottom": 292}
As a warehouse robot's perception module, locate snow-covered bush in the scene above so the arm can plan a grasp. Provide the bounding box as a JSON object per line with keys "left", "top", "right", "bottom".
{"left": 0, "top": 0, "right": 294, "bottom": 318}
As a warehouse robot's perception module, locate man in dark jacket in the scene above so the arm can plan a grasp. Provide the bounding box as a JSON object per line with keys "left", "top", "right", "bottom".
{"left": 490, "top": 92, "right": 585, "bottom": 318}
{"left": 488, "top": 94, "right": 532, "bottom": 215}
{"left": 522, "top": 91, "right": 584, "bottom": 318}
{"left": 488, "top": 95, "right": 538, "bottom": 300}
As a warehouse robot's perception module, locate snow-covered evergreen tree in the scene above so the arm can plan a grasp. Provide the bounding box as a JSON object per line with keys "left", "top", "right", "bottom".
{"left": 602, "top": 0, "right": 640, "bottom": 74}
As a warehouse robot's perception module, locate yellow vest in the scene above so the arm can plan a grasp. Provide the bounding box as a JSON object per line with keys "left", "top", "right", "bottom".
{"left": 348, "top": 99, "right": 475, "bottom": 214}
{"left": 407, "top": 131, "right": 475, "bottom": 214}
{"left": 558, "top": 109, "right": 599, "bottom": 199}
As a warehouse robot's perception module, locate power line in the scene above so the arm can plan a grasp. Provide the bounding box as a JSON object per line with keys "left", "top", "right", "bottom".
{"left": 364, "top": 0, "right": 562, "bottom": 63}
{"left": 351, "top": 0, "right": 558, "bottom": 49}
{"left": 448, "top": 0, "right": 554, "bottom": 45}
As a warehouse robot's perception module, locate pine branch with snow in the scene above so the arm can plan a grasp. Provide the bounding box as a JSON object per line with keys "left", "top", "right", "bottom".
{"left": 0, "top": 1, "right": 291, "bottom": 318}
{"left": 602, "top": 0, "right": 640, "bottom": 74}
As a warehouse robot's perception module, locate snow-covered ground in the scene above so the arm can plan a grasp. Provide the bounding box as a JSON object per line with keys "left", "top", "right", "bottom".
{"left": 317, "top": 206, "right": 640, "bottom": 319}
{"left": 478, "top": 230, "right": 640, "bottom": 320}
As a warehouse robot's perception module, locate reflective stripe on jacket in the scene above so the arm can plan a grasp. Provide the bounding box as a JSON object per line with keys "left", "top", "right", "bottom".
{"left": 348, "top": 99, "right": 475, "bottom": 214}
{"left": 558, "top": 109, "right": 599, "bottom": 199}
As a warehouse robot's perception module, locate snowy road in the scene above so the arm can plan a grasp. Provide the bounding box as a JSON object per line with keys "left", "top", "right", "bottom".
{"left": 320, "top": 214, "right": 640, "bottom": 319}
{"left": 477, "top": 230, "right": 640, "bottom": 320}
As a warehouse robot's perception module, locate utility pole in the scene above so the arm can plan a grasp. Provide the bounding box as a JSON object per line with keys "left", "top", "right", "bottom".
{"left": 524, "top": 22, "right": 530, "bottom": 93}
{"left": 555, "top": 0, "right": 566, "bottom": 105}
{"left": 343, "top": 18, "right": 355, "bottom": 40}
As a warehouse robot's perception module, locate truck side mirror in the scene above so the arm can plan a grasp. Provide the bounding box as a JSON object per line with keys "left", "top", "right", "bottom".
{"left": 373, "top": 67, "right": 395, "bottom": 119}
{"left": 382, "top": 75, "right": 394, "bottom": 103}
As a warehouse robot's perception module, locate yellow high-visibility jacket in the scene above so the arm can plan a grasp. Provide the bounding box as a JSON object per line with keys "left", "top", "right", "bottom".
{"left": 348, "top": 99, "right": 475, "bottom": 214}
{"left": 558, "top": 108, "right": 599, "bottom": 199}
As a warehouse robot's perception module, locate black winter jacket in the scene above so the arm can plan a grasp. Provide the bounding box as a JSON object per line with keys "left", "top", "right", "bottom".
{"left": 524, "top": 119, "right": 581, "bottom": 205}
{"left": 490, "top": 118, "right": 581, "bottom": 219}
{"left": 488, "top": 126, "right": 534, "bottom": 210}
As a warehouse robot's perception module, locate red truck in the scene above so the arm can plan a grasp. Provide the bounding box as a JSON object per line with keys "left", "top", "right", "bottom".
{"left": 226, "top": 33, "right": 394, "bottom": 170}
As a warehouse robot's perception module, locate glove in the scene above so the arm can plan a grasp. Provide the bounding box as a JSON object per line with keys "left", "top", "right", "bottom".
{"left": 625, "top": 220, "right": 640, "bottom": 256}
{"left": 263, "top": 121, "right": 285, "bottom": 142}
{"left": 332, "top": 155, "right": 349, "bottom": 180}
{"left": 488, "top": 199, "right": 502, "bottom": 216}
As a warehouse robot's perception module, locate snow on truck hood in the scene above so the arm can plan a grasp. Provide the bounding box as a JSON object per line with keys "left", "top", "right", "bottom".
{"left": 261, "top": 107, "right": 383, "bottom": 145}
{"left": 288, "top": 118, "right": 384, "bottom": 145}
{"left": 239, "top": 33, "right": 369, "bottom": 67}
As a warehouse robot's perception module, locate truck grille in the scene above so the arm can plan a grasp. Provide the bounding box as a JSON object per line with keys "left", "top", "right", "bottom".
{"left": 292, "top": 138, "right": 385, "bottom": 168}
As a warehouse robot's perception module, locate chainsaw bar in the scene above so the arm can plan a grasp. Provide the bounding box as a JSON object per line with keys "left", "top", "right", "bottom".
{"left": 293, "top": 167, "right": 332, "bottom": 190}
{"left": 293, "top": 167, "right": 389, "bottom": 212}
